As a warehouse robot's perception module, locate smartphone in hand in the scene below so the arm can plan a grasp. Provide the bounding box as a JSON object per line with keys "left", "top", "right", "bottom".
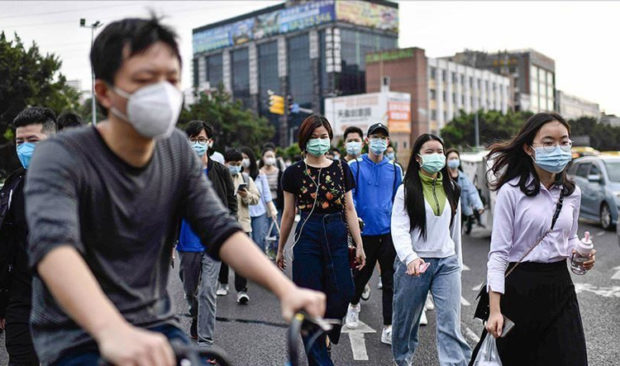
{"left": 237, "top": 183, "right": 248, "bottom": 192}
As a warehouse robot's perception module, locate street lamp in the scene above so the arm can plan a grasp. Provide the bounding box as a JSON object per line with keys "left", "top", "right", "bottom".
{"left": 80, "top": 18, "right": 102, "bottom": 125}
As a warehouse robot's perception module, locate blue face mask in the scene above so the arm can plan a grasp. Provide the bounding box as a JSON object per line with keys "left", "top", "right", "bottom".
{"left": 306, "top": 138, "right": 331, "bottom": 157}
{"left": 447, "top": 159, "right": 460, "bottom": 169}
{"left": 191, "top": 142, "right": 207, "bottom": 157}
{"left": 369, "top": 138, "right": 388, "bottom": 155}
{"left": 386, "top": 152, "right": 395, "bottom": 161}
{"left": 228, "top": 165, "right": 241, "bottom": 176}
{"left": 345, "top": 141, "right": 362, "bottom": 156}
{"left": 419, "top": 153, "right": 446, "bottom": 174}
{"left": 16, "top": 142, "right": 37, "bottom": 169}
{"left": 532, "top": 146, "right": 572, "bottom": 173}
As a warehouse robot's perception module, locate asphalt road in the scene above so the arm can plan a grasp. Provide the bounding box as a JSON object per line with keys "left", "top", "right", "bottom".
{"left": 1, "top": 220, "right": 618, "bottom": 365}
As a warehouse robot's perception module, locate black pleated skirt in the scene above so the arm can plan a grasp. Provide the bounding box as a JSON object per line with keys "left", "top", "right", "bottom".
{"left": 470, "top": 260, "right": 588, "bottom": 366}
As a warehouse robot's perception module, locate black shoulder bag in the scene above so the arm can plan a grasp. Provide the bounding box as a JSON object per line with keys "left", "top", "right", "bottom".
{"left": 473, "top": 187, "right": 565, "bottom": 320}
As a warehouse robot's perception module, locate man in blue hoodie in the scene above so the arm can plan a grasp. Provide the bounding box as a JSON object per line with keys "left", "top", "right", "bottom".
{"left": 345, "top": 123, "right": 402, "bottom": 345}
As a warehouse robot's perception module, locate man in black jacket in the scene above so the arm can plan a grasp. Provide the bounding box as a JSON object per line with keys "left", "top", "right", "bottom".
{"left": 176, "top": 120, "right": 237, "bottom": 348}
{"left": 0, "top": 106, "right": 56, "bottom": 365}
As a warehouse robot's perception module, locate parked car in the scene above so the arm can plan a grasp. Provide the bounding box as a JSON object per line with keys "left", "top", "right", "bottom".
{"left": 567, "top": 156, "right": 620, "bottom": 230}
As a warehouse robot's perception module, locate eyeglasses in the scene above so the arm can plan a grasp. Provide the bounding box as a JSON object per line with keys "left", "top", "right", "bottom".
{"left": 532, "top": 140, "right": 573, "bottom": 153}
{"left": 189, "top": 137, "right": 209, "bottom": 144}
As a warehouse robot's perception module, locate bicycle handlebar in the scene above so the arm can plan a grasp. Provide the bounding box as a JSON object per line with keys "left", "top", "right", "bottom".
{"left": 287, "top": 312, "right": 338, "bottom": 366}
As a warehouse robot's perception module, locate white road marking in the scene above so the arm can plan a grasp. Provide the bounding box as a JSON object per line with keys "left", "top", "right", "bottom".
{"left": 461, "top": 296, "right": 471, "bottom": 306}
{"left": 341, "top": 320, "right": 376, "bottom": 361}
{"left": 596, "top": 230, "right": 606, "bottom": 237}
{"left": 472, "top": 282, "right": 485, "bottom": 292}
{"left": 462, "top": 263, "right": 470, "bottom": 271}
{"left": 574, "top": 283, "right": 620, "bottom": 298}
{"left": 612, "top": 266, "right": 620, "bottom": 280}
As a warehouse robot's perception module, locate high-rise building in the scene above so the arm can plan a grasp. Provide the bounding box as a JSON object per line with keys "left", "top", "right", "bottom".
{"left": 448, "top": 49, "right": 556, "bottom": 113}
{"left": 365, "top": 47, "right": 512, "bottom": 162}
{"left": 556, "top": 90, "right": 600, "bottom": 121}
{"left": 191, "top": 0, "right": 399, "bottom": 146}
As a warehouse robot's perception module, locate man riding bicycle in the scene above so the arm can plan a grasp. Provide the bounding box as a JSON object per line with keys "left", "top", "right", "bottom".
{"left": 24, "top": 16, "right": 325, "bottom": 366}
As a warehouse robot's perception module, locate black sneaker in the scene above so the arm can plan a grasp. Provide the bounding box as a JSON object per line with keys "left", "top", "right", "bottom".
{"left": 190, "top": 317, "right": 198, "bottom": 340}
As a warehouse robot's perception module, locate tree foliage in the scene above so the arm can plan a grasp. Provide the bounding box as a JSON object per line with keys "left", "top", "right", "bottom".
{"left": 440, "top": 110, "right": 533, "bottom": 149}
{"left": 0, "top": 32, "right": 81, "bottom": 177}
{"left": 179, "top": 85, "right": 274, "bottom": 153}
{"left": 568, "top": 116, "right": 620, "bottom": 151}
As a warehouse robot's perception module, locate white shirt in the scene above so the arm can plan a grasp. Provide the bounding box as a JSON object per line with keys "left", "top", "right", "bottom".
{"left": 391, "top": 185, "right": 463, "bottom": 268}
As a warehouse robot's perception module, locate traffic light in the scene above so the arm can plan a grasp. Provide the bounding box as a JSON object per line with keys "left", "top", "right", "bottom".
{"left": 287, "top": 95, "right": 294, "bottom": 114}
{"left": 269, "top": 94, "right": 285, "bottom": 115}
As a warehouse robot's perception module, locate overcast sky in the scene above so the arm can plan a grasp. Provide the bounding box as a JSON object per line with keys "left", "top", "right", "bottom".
{"left": 1, "top": 1, "right": 618, "bottom": 114}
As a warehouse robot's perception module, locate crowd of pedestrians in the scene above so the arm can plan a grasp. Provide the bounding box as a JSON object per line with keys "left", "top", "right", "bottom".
{"left": 0, "top": 15, "right": 596, "bottom": 366}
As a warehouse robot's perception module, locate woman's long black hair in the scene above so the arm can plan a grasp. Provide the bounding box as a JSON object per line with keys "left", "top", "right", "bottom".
{"left": 240, "top": 146, "right": 259, "bottom": 180}
{"left": 488, "top": 112, "right": 575, "bottom": 196}
{"left": 404, "top": 134, "right": 461, "bottom": 239}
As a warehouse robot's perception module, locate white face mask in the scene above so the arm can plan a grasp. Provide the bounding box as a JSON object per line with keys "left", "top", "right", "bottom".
{"left": 264, "top": 157, "right": 276, "bottom": 166}
{"left": 110, "top": 81, "right": 183, "bottom": 139}
{"left": 242, "top": 158, "right": 251, "bottom": 168}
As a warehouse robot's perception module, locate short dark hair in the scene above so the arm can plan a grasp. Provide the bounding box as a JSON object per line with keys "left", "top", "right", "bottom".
{"left": 13, "top": 106, "right": 57, "bottom": 135}
{"left": 224, "top": 149, "right": 243, "bottom": 163}
{"left": 343, "top": 126, "right": 363, "bottom": 141}
{"left": 330, "top": 147, "right": 341, "bottom": 155}
{"left": 90, "top": 16, "right": 182, "bottom": 86}
{"left": 185, "top": 120, "right": 214, "bottom": 139}
{"left": 57, "top": 111, "right": 83, "bottom": 130}
{"left": 298, "top": 115, "right": 333, "bottom": 151}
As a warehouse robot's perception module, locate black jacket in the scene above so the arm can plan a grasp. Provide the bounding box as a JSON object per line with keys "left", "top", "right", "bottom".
{"left": 0, "top": 167, "right": 29, "bottom": 318}
{"left": 207, "top": 158, "right": 238, "bottom": 218}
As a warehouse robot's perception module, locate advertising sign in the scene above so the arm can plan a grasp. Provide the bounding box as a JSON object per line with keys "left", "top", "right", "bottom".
{"left": 194, "top": 0, "right": 336, "bottom": 53}
{"left": 335, "top": 1, "right": 398, "bottom": 33}
{"left": 325, "top": 91, "right": 411, "bottom": 136}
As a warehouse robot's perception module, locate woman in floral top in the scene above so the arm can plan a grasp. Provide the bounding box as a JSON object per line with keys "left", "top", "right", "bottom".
{"left": 277, "top": 115, "right": 366, "bottom": 366}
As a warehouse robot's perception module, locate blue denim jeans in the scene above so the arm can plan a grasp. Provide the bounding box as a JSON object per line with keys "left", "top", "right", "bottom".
{"left": 292, "top": 212, "right": 354, "bottom": 366}
{"left": 52, "top": 324, "right": 190, "bottom": 365}
{"left": 251, "top": 213, "right": 270, "bottom": 253}
{"left": 392, "top": 255, "right": 471, "bottom": 366}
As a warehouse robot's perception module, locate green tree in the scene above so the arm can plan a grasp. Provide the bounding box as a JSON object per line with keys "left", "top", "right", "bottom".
{"left": 440, "top": 110, "right": 533, "bottom": 149}
{"left": 569, "top": 116, "right": 620, "bottom": 151}
{"left": 179, "top": 85, "right": 274, "bottom": 152}
{"left": 78, "top": 97, "right": 106, "bottom": 124}
{"left": 0, "top": 32, "right": 81, "bottom": 176}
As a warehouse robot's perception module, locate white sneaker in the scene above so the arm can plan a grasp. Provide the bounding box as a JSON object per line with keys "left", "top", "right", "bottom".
{"left": 420, "top": 309, "right": 428, "bottom": 326}
{"left": 237, "top": 291, "right": 250, "bottom": 305}
{"left": 361, "top": 284, "right": 371, "bottom": 301}
{"left": 381, "top": 325, "right": 392, "bottom": 345}
{"left": 345, "top": 304, "right": 360, "bottom": 328}
{"left": 425, "top": 294, "right": 434, "bottom": 311}
{"left": 216, "top": 283, "right": 229, "bottom": 296}
{"left": 377, "top": 277, "right": 383, "bottom": 289}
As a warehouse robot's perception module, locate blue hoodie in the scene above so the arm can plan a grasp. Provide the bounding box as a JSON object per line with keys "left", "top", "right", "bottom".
{"left": 349, "top": 154, "right": 403, "bottom": 236}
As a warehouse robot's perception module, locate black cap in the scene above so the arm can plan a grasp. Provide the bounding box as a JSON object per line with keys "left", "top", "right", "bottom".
{"left": 367, "top": 123, "right": 389, "bottom": 137}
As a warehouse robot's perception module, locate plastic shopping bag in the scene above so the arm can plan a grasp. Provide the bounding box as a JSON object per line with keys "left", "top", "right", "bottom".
{"left": 472, "top": 333, "right": 503, "bottom": 366}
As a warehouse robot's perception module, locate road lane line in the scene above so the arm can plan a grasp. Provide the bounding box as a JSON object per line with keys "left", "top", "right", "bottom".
{"left": 612, "top": 266, "right": 620, "bottom": 280}
{"left": 461, "top": 296, "right": 471, "bottom": 306}
{"left": 463, "top": 324, "right": 481, "bottom": 343}
{"left": 342, "top": 320, "right": 376, "bottom": 361}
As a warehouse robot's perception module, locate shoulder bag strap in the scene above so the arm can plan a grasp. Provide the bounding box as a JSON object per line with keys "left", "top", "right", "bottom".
{"left": 504, "top": 187, "right": 565, "bottom": 278}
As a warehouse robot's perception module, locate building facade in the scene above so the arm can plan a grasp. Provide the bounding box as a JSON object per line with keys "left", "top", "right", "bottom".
{"left": 448, "top": 49, "right": 555, "bottom": 113}
{"left": 365, "top": 47, "right": 511, "bottom": 163}
{"left": 556, "top": 90, "right": 600, "bottom": 121}
{"left": 191, "top": 0, "right": 399, "bottom": 146}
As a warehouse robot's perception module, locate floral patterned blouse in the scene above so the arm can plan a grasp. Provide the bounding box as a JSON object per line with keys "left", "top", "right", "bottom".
{"left": 282, "top": 160, "right": 355, "bottom": 214}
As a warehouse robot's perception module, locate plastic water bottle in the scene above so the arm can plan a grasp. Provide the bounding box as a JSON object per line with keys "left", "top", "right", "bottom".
{"left": 570, "top": 231, "right": 593, "bottom": 275}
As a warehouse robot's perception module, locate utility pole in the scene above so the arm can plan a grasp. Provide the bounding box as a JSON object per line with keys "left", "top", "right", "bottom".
{"left": 80, "top": 18, "right": 102, "bottom": 125}
{"left": 474, "top": 110, "right": 480, "bottom": 148}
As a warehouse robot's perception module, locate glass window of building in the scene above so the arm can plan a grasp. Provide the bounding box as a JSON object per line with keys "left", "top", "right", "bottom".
{"left": 319, "top": 30, "right": 328, "bottom": 101}
{"left": 431, "top": 109, "right": 437, "bottom": 120}
{"left": 340, "top": 29, "right": 397, "bottom": 96}
{"left": 231, "top": 48, "right": 250, "bottom": 107}
{"left": 258, "top": 41, "right": 280, "bottom": 142}
{"left": 442, "top": 91, "right": 446, "bottom": 102}
{"left": 430, "top": 67, "right": 436, "bottom": 80}
{"left": 441, "top": 70, "right": 447, "bottom": 82}
{"left": 452, "top": 93, "right": 457, "bottom": 103}
{"left": 207, "top": 54, "right": 223, "bottom": 88}
{"left": 461, "top": 95, "right": 465, "bottom": 105}
{"left": 430, "top": 89, "right": 436, "bottom": 100}
{"left": 443, "top": 111, "right": 447, "bottom": 121}
{"left": 452, "top": 72, "right": 457, "bottom": 84}
{"left": 460, "top": 74, "right": 465, "bottom": 85}
{"left": 192, "top": 58, "right": 199, "bottom": 87}
{"left": 288, "top": 33, "right": 312, "bottom": 108}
